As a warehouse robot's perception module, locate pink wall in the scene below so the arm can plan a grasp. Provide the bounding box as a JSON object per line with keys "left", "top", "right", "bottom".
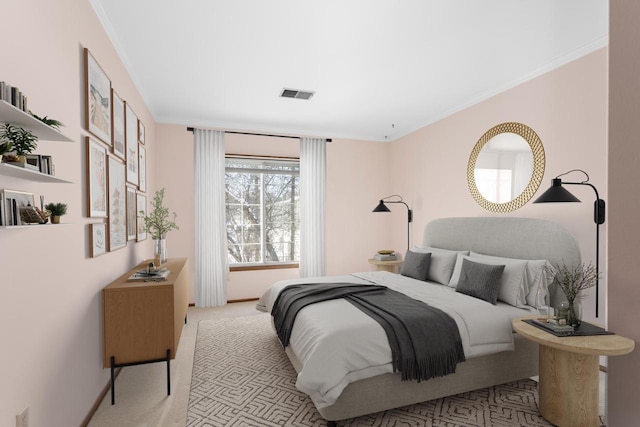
{"left": 389, "top": 48, "right": 608, "bottom": 324}
{"left": 155, "top": 125, "right": 392, "bottom": 301}
{"left": 607, "top": 2, "right": 640, "bottom": 423}
{"left": 0, "top": 1, "right": 156, "bottom": 425}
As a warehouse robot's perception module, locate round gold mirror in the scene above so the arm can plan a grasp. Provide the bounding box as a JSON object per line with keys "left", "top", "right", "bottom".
{"left": 467, "top": 122, "right": 545, "bottom": 213}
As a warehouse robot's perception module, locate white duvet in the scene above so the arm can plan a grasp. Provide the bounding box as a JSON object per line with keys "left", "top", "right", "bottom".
{"left": 256, "top": 271, "right": 536, "bottom": 409}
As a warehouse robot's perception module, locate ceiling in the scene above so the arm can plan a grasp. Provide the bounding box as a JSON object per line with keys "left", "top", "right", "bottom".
{"left": 90, "top": 0, "right": 608, "bottom": 142}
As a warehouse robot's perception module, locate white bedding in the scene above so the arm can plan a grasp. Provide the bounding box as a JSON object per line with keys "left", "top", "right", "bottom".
{"left": 256, "top": 271, "right": 537, "bottom": 408}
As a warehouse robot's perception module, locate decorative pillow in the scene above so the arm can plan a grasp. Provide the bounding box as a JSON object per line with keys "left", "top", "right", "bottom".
{"left": 400, "top": 251, "right": 432, "bottom": 281}
{"left": 411, "top": 246, "right": 461, "bottom": 285}
{"left": 468, "top": 252, "right": 529, "bottom": 307}
{"left": 455, "top": 259, "right": 505, "bottom": 305}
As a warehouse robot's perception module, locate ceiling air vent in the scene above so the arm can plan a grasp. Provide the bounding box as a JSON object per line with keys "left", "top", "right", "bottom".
{"left": 280, "top": 88, "right": 315, "bottom": 100}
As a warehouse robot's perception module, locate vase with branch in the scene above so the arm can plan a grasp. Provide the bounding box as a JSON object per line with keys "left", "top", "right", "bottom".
{"left": 548, "top": 262, "right": 599, "bottom": 327}
{"left": 141, "top": 188, "right": 178, "bottom": 265}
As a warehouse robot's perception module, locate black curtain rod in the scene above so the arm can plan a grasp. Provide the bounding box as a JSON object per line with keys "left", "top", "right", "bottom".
{"left": 186, "top": 127, "right": 332, "bottom": 142}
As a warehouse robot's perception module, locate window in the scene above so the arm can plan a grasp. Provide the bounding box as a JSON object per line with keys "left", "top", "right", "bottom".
{"left": 225, "top": 156, "right": 300, "bottom": 267}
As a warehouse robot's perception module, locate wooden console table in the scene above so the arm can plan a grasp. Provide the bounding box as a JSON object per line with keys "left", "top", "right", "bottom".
{"left": 102, "top": 258, "right": 189, "bottom": 404}
{"left": 513, "top": 317, "right": 635, "bottom": 427}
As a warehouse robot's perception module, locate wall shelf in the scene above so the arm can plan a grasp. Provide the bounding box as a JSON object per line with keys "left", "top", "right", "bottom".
{"left": 1, "top": 223, "right": 71, "bottom": 229}
{"left": 0, "top": 100, "right": 73, "bottom": 142}
{"left": 0, "top": 163, "right": 72, "bottom": 183}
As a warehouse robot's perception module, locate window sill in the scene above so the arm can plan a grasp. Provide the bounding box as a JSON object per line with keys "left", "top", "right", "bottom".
{"left": 229, "top": 263, "right": 299, "bottom": 272}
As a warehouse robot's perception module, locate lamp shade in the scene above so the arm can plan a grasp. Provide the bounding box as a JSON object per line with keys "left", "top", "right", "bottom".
{"left": 372, "top": 200, "right": 391, "bottom": 212}
{"left": 533, "top": 178, "right": 581, "bottom": 203}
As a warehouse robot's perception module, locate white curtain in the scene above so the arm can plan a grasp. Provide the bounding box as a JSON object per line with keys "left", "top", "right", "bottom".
{"left": 299, "top": 137, "right": 326, "bottom": 277}
{"left": 194, "top": 129, "right": 227, "bottom": 306}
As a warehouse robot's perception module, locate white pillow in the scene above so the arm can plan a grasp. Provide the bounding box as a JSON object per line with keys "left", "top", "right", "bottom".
{"left": 466, "top": 252, "right": 529, "bottom": 307}
{"left": 413, "top": 246, "right": 468, "bottom": 285}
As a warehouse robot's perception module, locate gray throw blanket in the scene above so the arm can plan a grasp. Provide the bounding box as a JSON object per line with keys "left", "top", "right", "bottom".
{"left": 271, "top": 283, "right": 465, "bottom": 382}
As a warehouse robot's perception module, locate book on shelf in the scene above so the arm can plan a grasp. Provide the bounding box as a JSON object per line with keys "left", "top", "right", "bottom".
{"left": 127, "top": 267, "right": 170, "bottom": 282}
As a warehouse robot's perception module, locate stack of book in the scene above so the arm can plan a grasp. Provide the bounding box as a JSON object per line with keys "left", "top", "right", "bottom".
{"left": 128, "top": 267, "right": 170, "bottom": 282}
{"left": 374, "top": 251, "right": 398, "bottom": 261}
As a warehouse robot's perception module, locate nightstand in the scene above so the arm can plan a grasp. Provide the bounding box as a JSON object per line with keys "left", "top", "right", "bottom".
{"left": 513, "top": 316, "right": 635, "bottom": 427}
{"left": 368, "top": 258, "right": 403, "bottom": 273}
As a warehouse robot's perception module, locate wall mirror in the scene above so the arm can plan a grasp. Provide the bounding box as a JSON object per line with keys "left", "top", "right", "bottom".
{"left": 467, "top": 122, "right": 545, "bottom": 213}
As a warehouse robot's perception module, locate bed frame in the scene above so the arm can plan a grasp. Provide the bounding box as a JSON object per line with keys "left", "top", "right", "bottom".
{"left": 286, "top": 217, "right": 581, "bottom": 426}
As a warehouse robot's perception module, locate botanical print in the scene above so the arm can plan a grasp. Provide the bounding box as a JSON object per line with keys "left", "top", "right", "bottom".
{"left": 136, "top": 193, "right": 147, "bottom": 241}
{"left": 126, "top": 186, "right": 137, "bottom": 241}
{"left": 90, "top": 223, "right": 106, "bottom": 257}
{"left": 125, "top": 103, "right": 139, "bottom": 186}
{"left": 138, "top": 144, "right": 146, "bottom": 192}
{"left": 112, "top": 90, "right": 125, "bottom": 159}
{"left": 85, "top": 49, "right": 111, "bottom": 143}
{"left": 87, "top": 137, "right": 107, "bottom": 217}
{"left": 108, "top": 156, "right": 127, "bottom": 251}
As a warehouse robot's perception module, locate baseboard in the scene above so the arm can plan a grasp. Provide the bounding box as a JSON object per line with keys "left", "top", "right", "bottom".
{"left": 188, "top": 298, "right": 258, "bottom": 306}
{"left": 81, "top": 367, "right": 122, "bottom": 427}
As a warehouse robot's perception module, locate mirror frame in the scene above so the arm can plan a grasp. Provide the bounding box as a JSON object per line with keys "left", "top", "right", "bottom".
{"left": 467, "top": 122, "right": 545, "bottom": 213}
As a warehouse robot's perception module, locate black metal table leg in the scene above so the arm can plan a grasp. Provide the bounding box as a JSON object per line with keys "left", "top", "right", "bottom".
{"left": 166, "top": 349, "right": 171, "bottom": 396}
{"left": 110, "top": 356, "right": 116, "bottom": 405}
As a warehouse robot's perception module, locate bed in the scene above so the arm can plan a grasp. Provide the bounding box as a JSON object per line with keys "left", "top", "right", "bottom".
{"left": 257, "top": 217, "right": 581, "bottom": 425}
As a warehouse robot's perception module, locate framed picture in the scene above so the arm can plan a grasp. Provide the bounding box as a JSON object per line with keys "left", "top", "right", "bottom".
{"left": 111, "top": 89, "right": 125, "bottom": 159}
{"left": 125, "top": 103, "right": 139, "bottom": 186}
{"left": 136, "top": 192, "right": 147, "bottom": 241}
{"left": 84, "top": 48, "right": 112, "bottom": 144}
{"left": 86, "top": 137, "right": 108, "bottom": 218}
{"left": 108, "top": 156, "right": 127, "bottom": 251}
{"left": 138, "top": 144, "right": 146, "bottom": 192}
{"left": 3, "top": 189, "right": 35, "bottom": 226}
{"left": 138, "top": 120, "right": 145, "bottom": 144}
{"left": 126, "top": 186, "right": 137, "bottom": 241}
{"left": 90, "top": 223, "right": 107, "bottom": 258}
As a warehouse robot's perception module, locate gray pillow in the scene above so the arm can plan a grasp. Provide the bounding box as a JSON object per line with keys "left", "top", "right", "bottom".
{"left": 455, "top": 259, "right": 505, "bottom": 305}
{"left": 400, "top": 251, "right": 432, "bottom": 281}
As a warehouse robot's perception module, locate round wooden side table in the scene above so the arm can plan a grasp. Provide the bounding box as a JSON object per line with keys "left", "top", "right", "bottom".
{"left": 513, "top": 316, "right": 635, "bottom": 427}
{"left": 368, "top": 258, "right": 403, "bottom": 273}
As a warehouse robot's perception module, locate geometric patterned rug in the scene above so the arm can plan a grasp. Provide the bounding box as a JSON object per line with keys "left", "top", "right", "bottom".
{"left": 187, "top": 314, "right": 562, "bottom": 427}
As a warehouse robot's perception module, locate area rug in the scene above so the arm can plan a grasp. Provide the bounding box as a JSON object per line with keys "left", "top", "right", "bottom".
{"left": 188, "top": 314, "right": 555, "bottom": 427}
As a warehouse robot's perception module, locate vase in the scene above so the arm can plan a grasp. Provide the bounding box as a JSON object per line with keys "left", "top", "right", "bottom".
{"left": 154, "top": 238, "right": 167, "bottom": 265}
{"left": 51, "top": 215, "right": 61, "bottom": 224}
{"left": 567, "top": 299, "right": 582, "bottom": 327}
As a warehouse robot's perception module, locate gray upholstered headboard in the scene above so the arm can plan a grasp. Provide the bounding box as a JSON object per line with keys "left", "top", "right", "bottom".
{"left": 423, "top": 217, "right": 581, "bottom": 308}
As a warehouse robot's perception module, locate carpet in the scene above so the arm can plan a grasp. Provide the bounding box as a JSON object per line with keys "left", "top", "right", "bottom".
{"left": 187, "top": 314, "right": 555, "bottom": 427}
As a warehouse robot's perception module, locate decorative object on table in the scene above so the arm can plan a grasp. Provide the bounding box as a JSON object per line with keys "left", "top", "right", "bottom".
{"left": 125, "top": 103, "right": 139, "bottom": 186}
{"left": 546, "top": 262, "right": 599, "bottom": 327}
{"left": 111, "top": 89, "right": 125, "bottom": 159}
{"left": 372, "top": 195, "right": 413, "bottom": 250}
{"left": 84, "top": 48, "right": 112, "bottom": 144}
{"left": 0, "top": 123, "right": 38, "bottom": 163}
{"left": 534, "top": 169, "right": 605, "bottom": 317}
{"left": 126, "top": 186, "right": 137, "bottom": 241}
{"left": 90, "top": 223, "right": 107, "bottom": 258}
{"left": 45, "top": 202, "right": 67, "bottom": 224}
{"left": 127, "top": 266, "right": 170, "bottom": 282}
{"left": 86, "top": 137, "right": 108, "bottom": 217}
{"left": 108, "top": 156, "right": 127, "bottom": 251}
{"left": 140, "top": 188, "right": 179, "bottom": 264}
{"left": 31, "top": 114, "right": 64, "bottom": 130}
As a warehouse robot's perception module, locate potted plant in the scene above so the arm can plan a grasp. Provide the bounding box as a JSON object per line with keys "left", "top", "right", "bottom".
{"left": 548, "top": 262, "right": 599, "bottom": 327}
{"left": 0, "top": 123, "right": 38, "bottom": 163}
{"left": 141, "top": 188, "right": 179, "bottom": 264}
{"left": 0, "top": 140, "right": 12, "bottom": 162}
{"left": 45, "top": 202, "right": 67, "bottom": 224}
{"left": 32, "top": 114, "right": 64, "bottom": 130}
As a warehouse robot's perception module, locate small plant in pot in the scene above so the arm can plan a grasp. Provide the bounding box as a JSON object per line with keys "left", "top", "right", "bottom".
{"left": 45, "top": 202, "right": 67, "bottom": 224}
{"left": 141, "top": 188, "right": 179, "bottom": 265}
{"left": 0, "top": 140, "right": 12, "bottom": 162}
{"left": 31, "top": 114, "right": 64, "bottom": 130}
{"left": 0, "top": 123, "right": 38, "bottom": 162}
